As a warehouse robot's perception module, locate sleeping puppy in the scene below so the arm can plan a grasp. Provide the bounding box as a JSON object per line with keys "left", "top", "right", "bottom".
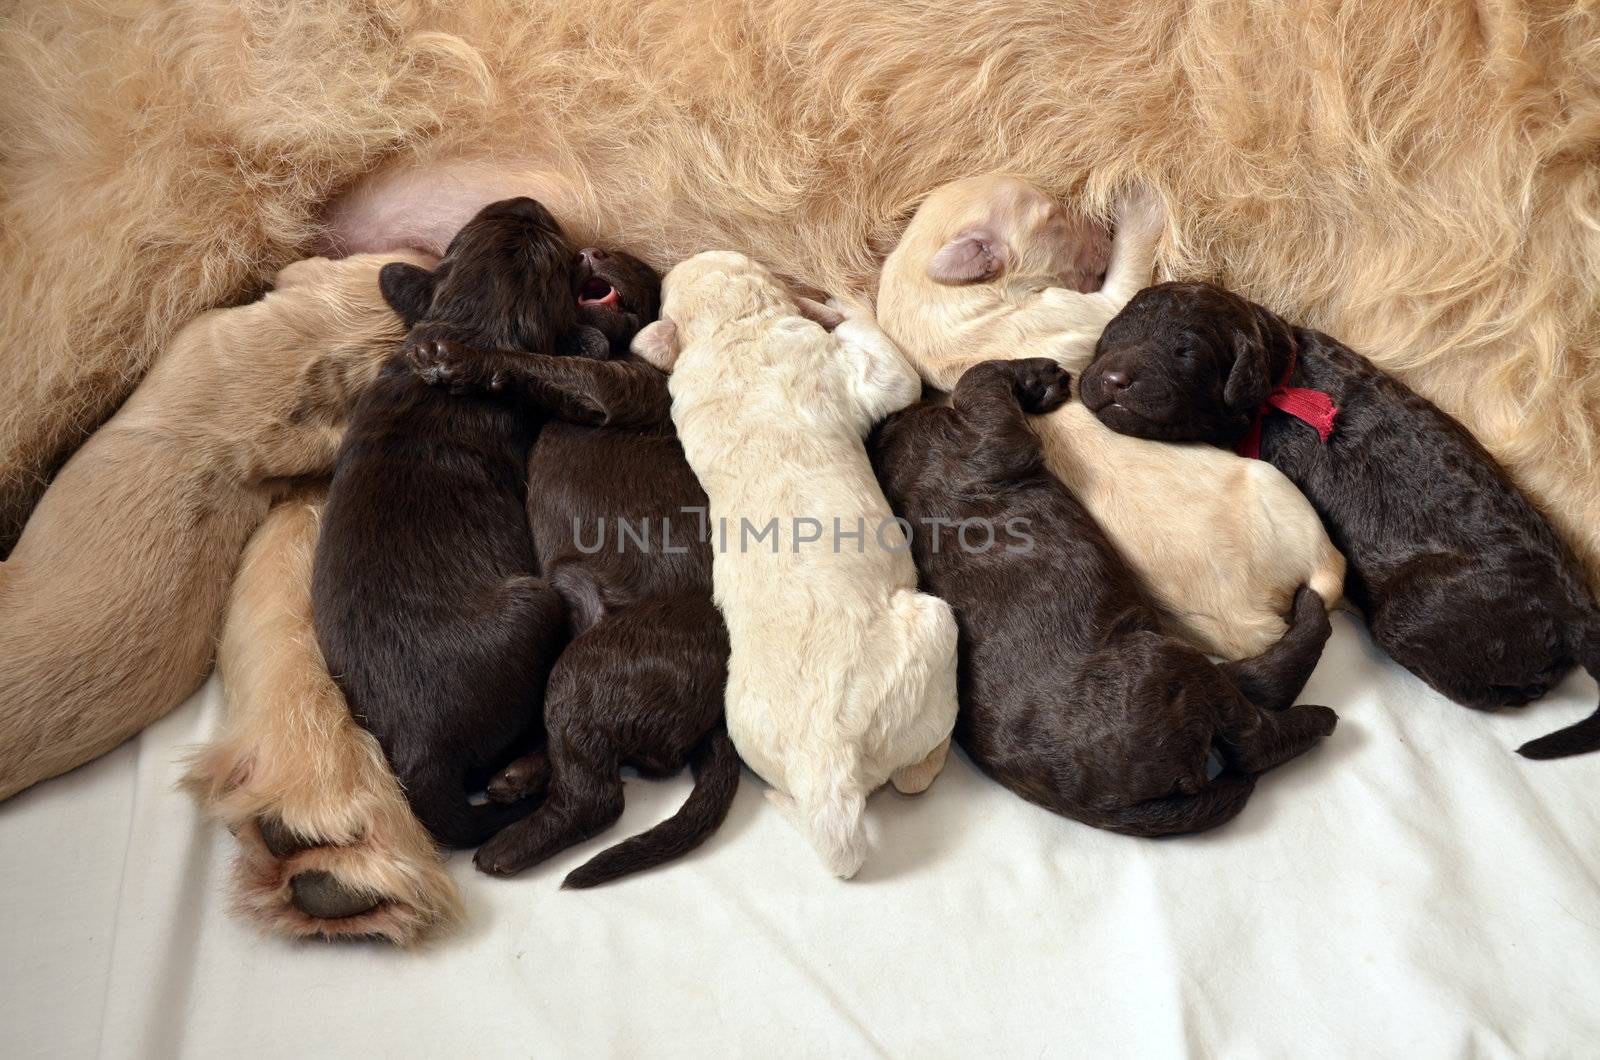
{"left": 875, "top": 176, "right": 1345, "bottom": 659}
{"left": 1, "top": 251, "right": 423, "bottom": 802}
{"left": 1083, "top": 281, "right": 1600, "bottom": 759}
{"left": 400, "top": 251, "right": 739, "bottom": 888}
{"left": 185, "top": 245, "right": 674, "bottom": 939}
{"left": 870, "top": 358, "right": 1337, "bottom": 833}
{"left": 315, "top": 196, "right": 618, "bottom": 848}
{"left": 634, "top": 251, "right": 958, "bottom": 879}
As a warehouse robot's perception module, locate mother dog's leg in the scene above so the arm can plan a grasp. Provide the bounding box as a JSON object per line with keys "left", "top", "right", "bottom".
{"left": 182, "top": 490, "right": 461, "bottom": 944}
{"left": 0, "top": 447, "right": 262, "bottom": 801}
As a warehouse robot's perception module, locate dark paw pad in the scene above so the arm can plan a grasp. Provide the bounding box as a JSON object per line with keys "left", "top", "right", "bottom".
{"left": 289, "top": 870, "right": 381, "bottom": 920}
{"left": 257, "top": 815, "right": 317, "bottom": 859}
{"left": 407, "top": 338, "right": 476, "bottom": 389}
{"left": 1014, "top": 360, "right": 1073, "bottom": 415}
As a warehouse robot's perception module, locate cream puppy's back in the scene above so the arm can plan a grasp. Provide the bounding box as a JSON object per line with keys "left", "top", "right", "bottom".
{"left": 877, "top": 176, "right": 1343, "bottom": 657}
{"left": 641, "top": 251, "right": 959, "bottom": 877}
{"left": 1044, "top": 403, "right": 1344, "bottom": 655}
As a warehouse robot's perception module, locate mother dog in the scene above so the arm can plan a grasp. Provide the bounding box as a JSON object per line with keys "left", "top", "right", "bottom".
{"left": 3, "top": 1, "right": 1597, "bottom": 592}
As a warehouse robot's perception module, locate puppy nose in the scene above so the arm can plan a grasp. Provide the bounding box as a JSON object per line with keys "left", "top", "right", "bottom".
{"left": 1102, "top": 369, "right": 1131, "bottom": 391}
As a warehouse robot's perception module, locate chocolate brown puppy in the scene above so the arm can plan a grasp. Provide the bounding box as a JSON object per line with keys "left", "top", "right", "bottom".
{"left": 869, "top": 358, "right": 1337, "bottom": 835}
{"left": 409, "top": 253, "right": 738, "bottom": 888}
{"left": 1082, "top": 282, "right": 1600, "bottom": 758}
{"left": 315, "top": 197, "right": 621, "bottom": 848}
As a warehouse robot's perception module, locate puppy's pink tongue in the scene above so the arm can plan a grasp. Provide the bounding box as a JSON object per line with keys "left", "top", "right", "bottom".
{"left": 579, "top": 283, "right": 619, "bottom": 308}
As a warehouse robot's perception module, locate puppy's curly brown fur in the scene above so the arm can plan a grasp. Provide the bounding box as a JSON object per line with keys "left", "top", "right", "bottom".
{"left": 312, "top": 197, "right": 593, "bottom": 847}
{"left": 1084, "top": 282, "right": 1600, "bottom": 758}
{"left": 870, "top": 358, "right": 1337, "bottom": 834}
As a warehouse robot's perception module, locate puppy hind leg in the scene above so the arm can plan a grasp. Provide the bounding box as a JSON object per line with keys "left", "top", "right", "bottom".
{"left": 473, "top": 704, "right": 625, "bottom": 878}
{"left": 1216, "top": 586, "right": 1333, "bottom": 711}
{"left": 1214, "top": 693, "right": 1338, "bottom": 775}
{"left": 400, "top": 760, "right": 539, "bottom": 849}
{"left": 486, "top": 750, "right": 552, "bottom": 803}
{"left": 1095, "top": 771, "right": 1257, "bottom": 837}
{"left": 890, "top": 737, "right": 950, "bottom": 796}
{"left": 881, "top": 590, "right": 959, "bottom": 795}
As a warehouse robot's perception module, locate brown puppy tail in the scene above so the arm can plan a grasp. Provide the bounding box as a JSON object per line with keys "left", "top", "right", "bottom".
{"left": 1517, "top": 624, "right": 1600, "bottom": 760}
{"left": 561, "top": 728, "right": 740, "bottom": 889}
{"left": 1095, "top": 772, "right": 1258, "bottom": 837}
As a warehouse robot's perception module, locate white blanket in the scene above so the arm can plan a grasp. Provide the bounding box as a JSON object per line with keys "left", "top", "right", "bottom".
{"left": 3, "top": 613, "right": 1598, "bottom": 1058}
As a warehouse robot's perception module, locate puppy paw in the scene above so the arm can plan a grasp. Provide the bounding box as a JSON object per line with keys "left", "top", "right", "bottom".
{"left": 485, "top": 752, "right": 551, "bottom": 804}
{"left": 556, "top": 324, "right": 612, "bottom": 360}
{"left": 1305, "top": 705, "right": 1339, "bottom": 737}
{"left": 408, "top": 339, "right": 504, "bottom": 394}
{"left": 1011, "top": 358, "right": 1074, "bottom": 414}
{"left": 473, "top": 833, "right": 527, "bottom": 878}
{"left": 1290, "top": 585, "right": 1334, "bottom": 642}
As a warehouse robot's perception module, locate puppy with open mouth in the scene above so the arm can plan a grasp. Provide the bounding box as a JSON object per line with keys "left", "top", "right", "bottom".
{"left": 408, "top": 248, "right": 741, "bottom": 889}
{"left": 313, "top": 198, "right": 671, "bottom": 850}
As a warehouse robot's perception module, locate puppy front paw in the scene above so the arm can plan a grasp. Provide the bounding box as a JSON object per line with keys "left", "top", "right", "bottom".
{"left": 473, "top": 832, "right": 528, "bottom": 878}
{"left": 1012, "top": 358, "right": 1073, "bottom": 415}
{"left": 407, "top": 339, "right": 504, "bottom": 394}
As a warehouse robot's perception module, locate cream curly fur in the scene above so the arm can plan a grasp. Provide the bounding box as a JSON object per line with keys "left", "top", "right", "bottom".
{"left": 637, "top": 251, "right": 959, "bottom": 879}
{"left": 878, "top": 176, "right": 1345, "bottom": 657}
{"left": 3, "top": 1, "right": 1596, "bottom": 588}
{"left": 181, "top": 490, "right": 461, "bottom": 944}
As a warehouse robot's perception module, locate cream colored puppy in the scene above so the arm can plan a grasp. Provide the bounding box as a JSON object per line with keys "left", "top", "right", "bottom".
{"left": 634, "top": 251, "right": 958, "bottom": 879}
{"left": 877, "top": 176, "right": 1344, "bottom": 658}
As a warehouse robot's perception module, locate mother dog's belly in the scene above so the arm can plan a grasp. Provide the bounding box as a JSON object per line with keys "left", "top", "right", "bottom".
{"left": 322, "top": 158, "right": 593, "bottom": 258}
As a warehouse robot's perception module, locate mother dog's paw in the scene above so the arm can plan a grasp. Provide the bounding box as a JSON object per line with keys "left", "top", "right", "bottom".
{"left": 289, "top": 869, "right": 382, "bottom": 920}
{"left": 183, "top": 744, "right": 462, "bottom": 946}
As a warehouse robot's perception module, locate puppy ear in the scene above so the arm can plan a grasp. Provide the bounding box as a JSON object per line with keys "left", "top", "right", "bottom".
{"left": 794, "top": 296, "right": 846, "bottom": 331}
{"left": 1222, "top": 303, "right": 1290, "bottom": 412}
{"left": 927, "top": 228, "right": 1010, "bottom": 284}
{"left": 378, "top": 261, "right": 436, "bottom": 327}
{"left": 631, "top": 319, "right": 681, "bottom": 371}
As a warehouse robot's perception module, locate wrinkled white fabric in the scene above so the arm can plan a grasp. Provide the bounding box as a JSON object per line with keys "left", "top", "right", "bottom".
{"left": 3, "top": 613, "right": 1598, "bottom": 1058}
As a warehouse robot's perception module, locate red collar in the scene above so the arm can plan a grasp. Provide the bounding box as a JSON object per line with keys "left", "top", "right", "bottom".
{"left": 1235, "top": 343, "right": 1339, "bottom": 459}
